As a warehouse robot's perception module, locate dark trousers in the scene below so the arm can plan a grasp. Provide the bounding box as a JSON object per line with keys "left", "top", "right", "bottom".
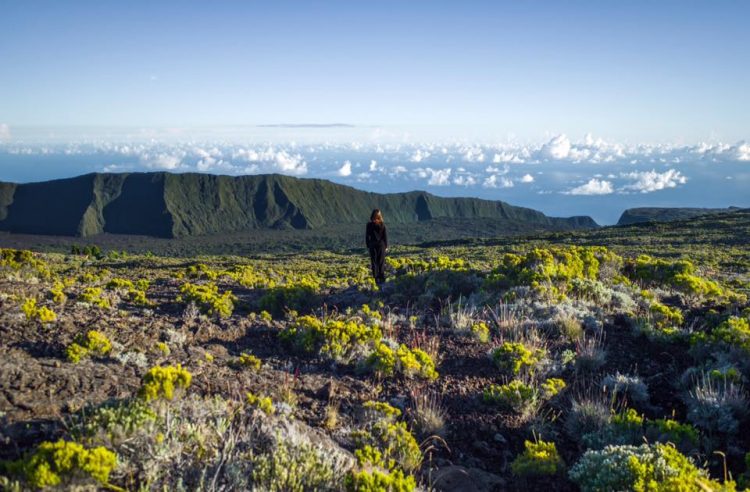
{"left": 369, "top": 246, "right": 386, "bottom": 283}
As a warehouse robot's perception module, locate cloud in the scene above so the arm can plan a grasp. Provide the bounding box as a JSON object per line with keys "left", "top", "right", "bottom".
{"left": 338, "top": 160, "right": 353, "bottom": 176}
{"left": 415, "top": 167, "right": 452, "bottom": 186}
{"left": 369, "top": 160, "right": 379, "bottom": 171}
{"left": 566, "top": 178, "right": 614, "bottom": 195}
{"left": 540, "top": 134, "right": 571, "bottom": 160}
{"left": 483, "top": 174, "right": 514, "bottom": 188}
{"left": 462, "top": 147, "right": 485, "bottom": 163}
{"left": 0, "top": 123, "right": 10, "bottom": 142}
{"left": 453, "top": 174, "right": 477, "bottom": 186}
{"left": 619, "top": 168, "right": 687, "bottom": 193}
{"left": 409, "top": 149, "right": 430, "bottom": 163}
{"left": 732, "top": 141, "right": 750, "bottom": 161}
{"left": 143, "top": 153, "right": 183, "bottom": 170}
{"left": 520, "top": 173, "right": 535, "bottom": 183}
{"left": 233, "top": 147, "right": 308, "bottom": 175}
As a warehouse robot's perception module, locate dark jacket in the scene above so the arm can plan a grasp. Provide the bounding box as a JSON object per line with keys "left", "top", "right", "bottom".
{"left": 366, "top": 221, "right": 388, "bottom": 249}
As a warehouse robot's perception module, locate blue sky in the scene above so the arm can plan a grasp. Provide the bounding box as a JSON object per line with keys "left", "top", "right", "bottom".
{"left": 1, "top": 0, "right": 749, "bottom": 141}
{"left": 0, "top": 1, "right": 748, "bottom": 225}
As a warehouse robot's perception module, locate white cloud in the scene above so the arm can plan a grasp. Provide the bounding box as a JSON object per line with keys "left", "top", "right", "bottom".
{"left": 453, "top": 175, "right": 477, "bottom": 186}
{"left": 369, "top": 160, "right": 379, "bottom": 171}
{"left": 414, "top": 167, "right": 452, "bottom": 186}
{"left": 0, "top": 123, "right": 10, "bottom": 142}
{"left": 566, "top": 178, "right": 614, "bottom": 195}
{"left": 409, "top": 149, "right": 430, "bottom": 163}
{"left": 520, "top": 173, "right": 535, "bottom": 183}
{"left": 338, "top": 160, "right": 353, "bottom": 176}
{"left": 619, "top": 168, "right": 687, "bottom": 193}
{"left": 540, "top": 134, "right": 571, "bottom": 160}
{"left": 462, "top": 147, "right": 485, "bottom": 163}
{"left": 144, "top": 153, "right": 182, "bottom": 170}
{"left": 732, "top": 141, "right": 750, "bottom": 161}
{"left": 483, "top": 174, "right": 514, "bottom": 188}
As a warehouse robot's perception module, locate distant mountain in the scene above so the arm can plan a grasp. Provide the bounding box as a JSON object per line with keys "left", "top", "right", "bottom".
{"left": 617, "top": 207, "right": 742, "bottom": 225}
{"left": 0, "top": 172, "right": 598, "bottom": 238}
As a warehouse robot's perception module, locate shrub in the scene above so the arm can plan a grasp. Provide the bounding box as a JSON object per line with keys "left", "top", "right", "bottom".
{"left": 233, "top": 352, "right": 262, "bottom": 370}
{"left": 541, "top": 378, "right": 566, "bottom": 399}
{"left": 246, "top": 392, "right": 275, "bottom": 415}
{"left": 281, "top": 314, "right": 381, "bottom": 362}
{"left": 65, "top": 330, "right": 112, "bottom": 363}
{"left": 78, "top": 398, "right": 157, "bottom": 441}
{"left": 491, "top": 341, "right": 544, "bottom": 375}
{"left": 602, "top": 372, "right": 650, "bottom": 407}
{"left": 707, "top": 316, "right": 750, "bottom": 355}
{"left": 79, "top": 287, "right": 111, "bottom": 309}
{"left": 565, "top": 395, "right": 611, "bottom": 443}
{"left": 178, "top": 282, "right": 236, "bottom": 318}
{"left": 258, "top": 278, "right": 321, "bottom": 317}
{"left": 582, "top": 408, "right": 645, "bottom": 449}
{"left": 511, "top": 440, "right": 564, "bottom": 477}
{"left": 569, "top": 443, "right": 732, "bottom": 492}
{"left": 353, "top": 420, "right": 422, "bottom": 473}
{"left": 575, "top": 332, "right": 607, "bottom": 373}
{"left": 365, "top": 342, "right": 438, "bottom": 380}
{"left": 645, "top": 418, "right": 699, "bottom": 453}
{"left": 471, "top": 322, "right": 490, "bottom": 343}
{"left": 683, "top": 372, "right": 747, "bottom": 437}
{"left": 138, "top": 365, "right": 192, "bottom": 401}
{"left": 21, "top": 298, "right": 57, "bottom": 323}
{"left": 250, "top": 438, "right": 344, "bottom": 491}
{"left": 483, "top": 380, "right": 539, "bottom": 414}
{"left": 345, "top": 467, "right": 416, "bottom": 491}
{"left": 409, "top": 390, "right": 447, "bottom": 437}
{"left": 8, "top": 439, "right": 117, "bottom": 489}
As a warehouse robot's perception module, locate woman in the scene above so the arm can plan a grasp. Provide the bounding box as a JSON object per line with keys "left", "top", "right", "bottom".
{"left": 365, "top": 209, "right": 388, "bottom": 284}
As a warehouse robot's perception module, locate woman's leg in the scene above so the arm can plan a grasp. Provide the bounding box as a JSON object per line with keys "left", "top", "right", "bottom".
{"left": 369, "top": 247, "right": 378, "bottom": 280}
{"left": 376, "top": 246, "right": 386, "bottom": 282}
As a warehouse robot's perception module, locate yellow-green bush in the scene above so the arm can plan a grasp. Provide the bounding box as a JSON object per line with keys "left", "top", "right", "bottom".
{"left": 138, "top": 365, "right": 192, "bottom": 401}
{"left": 491, "top": 341, "right": 544, "bottom": 375}
{"left": 178, "top": 282, "right": 236, "bottom": 318}
{"left": 569, "top": 443, "right": 734, "bottom": 491}
{"left": 65, "top": 330, "right": 112, "bottom": 363}
{"left": 511, "top": 440, "right": 564, "bottom": 477}
{"left": 8, "top": 439, "right": 117, "bottom": 488}
{"left": 79, "top": 287, "right": 111, "bottom": 309}
{"left": 246, "top": 391, "right": 275, "bottom": 415}
{"left": 365, "top": 342, "right": 438, "bottom": 380}
{"left": 281, "top": 314, "right": 381, "bottom": 361}
{"left": 233, "top": 352, "right": 262, "bottom": 370}
{"left": 21, "top": 298, "right": 57, "bottom": 323}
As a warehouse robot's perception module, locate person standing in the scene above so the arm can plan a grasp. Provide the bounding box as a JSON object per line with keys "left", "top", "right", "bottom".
{"left": 366, "top": 209, "right": 388, "bottom": 284}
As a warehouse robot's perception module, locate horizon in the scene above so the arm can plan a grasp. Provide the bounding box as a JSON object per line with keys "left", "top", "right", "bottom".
{"left": 1, "top": 1, "right": 749, "bottom": 225}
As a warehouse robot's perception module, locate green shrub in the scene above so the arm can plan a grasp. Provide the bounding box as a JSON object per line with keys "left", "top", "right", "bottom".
{"left": 569, "top": 443, "right": 733, "bottom": 492}
{"left": 246, "top": 392, "right": 275, "bottom": 415}
{"left": 645, "top": 418, "right": 699, "bottom": 452}
{"left": 65, "top": 330, "right": 112, "bottom": 363}
{"left": 491, "top": 341, "right": 544, "bottom": 375}
{"left": 178, "top": 282, "right": 236, "bottom": 318}
{"left": 138, "top": 365, "right": 192, "bottom": 401}
{"left": 364, "top": 342, "right": 438, "bottom": 380}
{"left": 251, "top": 438, "right": 343, "bottom": 491}
{"left": 78, "top": 398, "right": 157, "bottom": 440}
{"left": 7, "top": 439, "right": 117, "bottom": 489}
{"left": 79, "top": 287, "right": 111, "bottom": 309}
{"left": 511, "top": 440, "right": 564, "bottom": 477}
{"left": 233, "top": 352, "right": 262, "bottom": 370}
{"left": 483, "top": 380, "right": 539, "bottom": 414}
{"left": 21, "top": 298, "right": 57, "bottom": 323}
{"left": 258, "top": 278, "right": 321, "bottom": 316}
{"left": 281, "top": 314, "right": 381, "bottom": 362}
{"left": 471, "top": 322, "right": 490, "bottom": 343}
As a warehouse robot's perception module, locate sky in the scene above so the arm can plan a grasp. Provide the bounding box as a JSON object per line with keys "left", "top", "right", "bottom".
{"left": 0, "top": 1, "right": 748, "bottom": 225}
